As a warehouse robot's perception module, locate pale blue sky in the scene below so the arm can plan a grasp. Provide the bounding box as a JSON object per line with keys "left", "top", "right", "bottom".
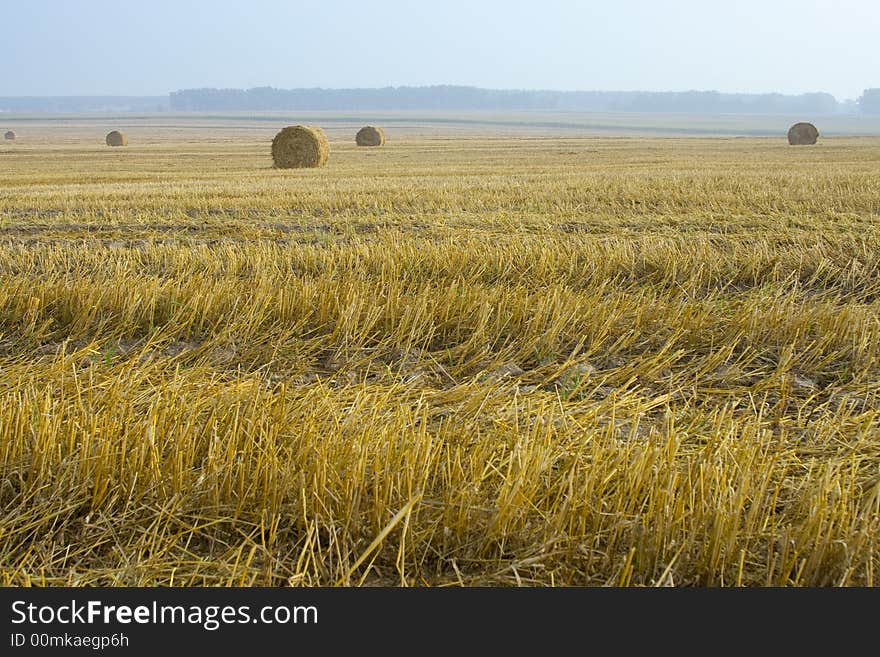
{"left": 3, "top": 0, "right": 878, "bottom": 100}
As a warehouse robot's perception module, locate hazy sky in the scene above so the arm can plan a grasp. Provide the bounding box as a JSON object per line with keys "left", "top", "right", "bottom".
{"left": 3, "top": 0, "right": 878, "bottom": 100}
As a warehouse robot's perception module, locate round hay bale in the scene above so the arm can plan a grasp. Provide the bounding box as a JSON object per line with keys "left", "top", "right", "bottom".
{"left": 105, "top": 130, "right": 128, "bottom": 147}
{"left": 271, "top": 125, "right": 329, "bottom": 168}
{"left": 356, "top": 126, "right": 386, "bottom": 147}
{"left": 787, "top": 122, "right": 819, "bottom": 145}
{"left": 4, "top": 130, "right": 15, "bottom": 140}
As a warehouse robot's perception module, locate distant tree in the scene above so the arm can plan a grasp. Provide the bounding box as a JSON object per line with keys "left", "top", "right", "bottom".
{"left": 858, "top": 89, "right": 880, "bottom": 114}
{"left": 164, "top": 86, "right": 844, "bottom": 114}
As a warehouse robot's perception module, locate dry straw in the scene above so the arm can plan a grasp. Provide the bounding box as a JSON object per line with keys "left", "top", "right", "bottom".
{"left": 271, "top": 125, "right": 329, "bottom": 168}
{"left": 787, "top": 122, "right": 819, "bottom": 145}
{"left": 4, "top": 130, "right": 15, "bottom": 140}
{"left": 356, "top": 126, "right": 386, "bottom": 147}
{"left": 106, "top": 130, "right": 129, "bottom": 147}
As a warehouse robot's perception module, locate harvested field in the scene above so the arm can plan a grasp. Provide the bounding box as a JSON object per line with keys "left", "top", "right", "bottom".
{"left": 1, "top": 118, "right": 879, "bottom": 586}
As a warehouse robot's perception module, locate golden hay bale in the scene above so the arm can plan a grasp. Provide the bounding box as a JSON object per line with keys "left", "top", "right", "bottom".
{"left": 787, "top": 122, "right": 819, "bottom": 145}
{"left": 4, "top": 130, "right": 15, "bottom": 140}
{"left": 271, "top": 125, "right": 329, "bottom": 168}
{"left": 105, "top": 130, "right": 129, "bottom": 147}
{"left": 355, "top": 126, "right": 386, "bottom": 147}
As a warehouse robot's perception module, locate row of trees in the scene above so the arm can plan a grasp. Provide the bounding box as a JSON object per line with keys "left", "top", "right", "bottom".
{"left": 0, "top": 96, "right": 168, "bottom": 112}
{"left": 168, "top": 86, "right": 879, "bottom": 114}
{"left": 858, "top": 89, "right": 880, "bottom": 114}
{"left": 2, "top": 88, "right": 877, "bottom": 114}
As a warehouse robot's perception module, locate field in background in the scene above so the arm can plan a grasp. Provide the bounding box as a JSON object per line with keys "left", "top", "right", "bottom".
{"left": 5, "top": 109, "right": 880, "bottom": 142}
{"left": 1, "top": 115, "right": 879, "bottom": 586}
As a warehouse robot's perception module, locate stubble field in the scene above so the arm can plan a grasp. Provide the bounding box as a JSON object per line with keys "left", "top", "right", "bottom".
{"left": 1, "top": 117, "right": 879, "bottom": 586}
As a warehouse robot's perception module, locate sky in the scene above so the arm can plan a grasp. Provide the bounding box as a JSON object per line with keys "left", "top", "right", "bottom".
{"left": 2, "top": 0, "right": 878, "bottom": 100}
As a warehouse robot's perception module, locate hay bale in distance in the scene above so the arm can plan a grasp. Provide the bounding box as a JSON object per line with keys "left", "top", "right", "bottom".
{"left": 356, "top": 126, "right": 386, "bottom": 147}
{"left": 787, "top": 122, "right": 819, "bottom": 145}
{"left": 105, "top": 130, "right": 129, "bottom": 147}
{"left": 3, "top": 130, "right": 15, "bottom": 140}
{"left": 271, "top": 125, "right": 329, "bottom": 168}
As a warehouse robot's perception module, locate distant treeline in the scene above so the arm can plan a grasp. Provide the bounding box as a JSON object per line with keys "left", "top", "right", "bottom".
{"left": 860, "top": 89, "right": 880, "bottom": 114}
{"left": 3, "top": 87, "right": 879, "bottom": 114}
{"left": 167, "top": 86, "right": 875, "bottom": 114}
{"left": 0, "top": 96, "right": 169, "bottom": 113}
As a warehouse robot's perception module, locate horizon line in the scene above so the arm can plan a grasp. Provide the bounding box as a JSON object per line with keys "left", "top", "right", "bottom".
{"left": 0, "top": 84, "right": 870, "bottom": 102}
